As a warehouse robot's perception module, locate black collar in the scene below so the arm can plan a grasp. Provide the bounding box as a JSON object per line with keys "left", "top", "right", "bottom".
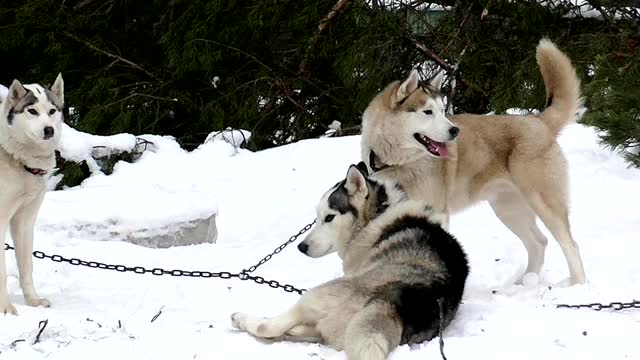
{"left": 24, "top": 165, "right": 48, "bottom": 176}
{"left": 369, "top": 150, "right": 390, "bottom": 172}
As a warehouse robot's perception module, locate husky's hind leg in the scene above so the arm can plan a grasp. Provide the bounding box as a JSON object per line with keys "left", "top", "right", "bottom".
{"left": 489, "top": 190, "right": 548, "bottom": 281}
{"left": 510, "top": 146, "right": 586, "bottom": 285}
{"left": 344, "top": 302, "right": 401, "bottom": 360}
{"left": 284, "top": 324, "right": 323, "bottom": 342}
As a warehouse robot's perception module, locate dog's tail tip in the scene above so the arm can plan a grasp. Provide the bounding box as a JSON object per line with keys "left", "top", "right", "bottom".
{"left": 536, "top": 37, "right": 556, "bottom": 51}
{"left": 535, "top": 38, "right": 582, "bottom": 136}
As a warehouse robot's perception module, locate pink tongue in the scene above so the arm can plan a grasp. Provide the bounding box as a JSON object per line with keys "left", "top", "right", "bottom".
{"left": 435, "top": 143, "right": 448, "bottom": 158}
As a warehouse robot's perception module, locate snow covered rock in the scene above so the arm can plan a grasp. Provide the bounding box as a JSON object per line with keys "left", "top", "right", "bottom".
{"left": 39, "top": 184, "right": 218, "bottom": 248}
{"left": 39, "top": 134, "right": 220, "bottom": 248}
{"left": 122, "top": 212, "right": 218, "bottom": 248}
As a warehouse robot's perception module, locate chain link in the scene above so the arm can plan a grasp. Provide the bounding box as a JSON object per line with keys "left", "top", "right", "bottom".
{"left": 3, "top": 221, "right": 315, "bottom": 295}
{"left": 242, "top": 220, "right": 315, "bottom": 274}
{"left": 556, "top": 300, "right": 640, "bottom": 311}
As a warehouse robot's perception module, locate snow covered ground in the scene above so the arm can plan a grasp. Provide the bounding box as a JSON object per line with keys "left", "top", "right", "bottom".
{"left": 1, "top": 124, "right": 640, "bottom": 359}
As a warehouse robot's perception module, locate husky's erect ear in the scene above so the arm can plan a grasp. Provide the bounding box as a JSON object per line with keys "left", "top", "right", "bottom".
{"left": 345, "top": 164, "right": 368, "bottom": 197}
{"left": 8, "top": 79, "right": 28, "bottom": 104}
{"left": 429, "top": 70, "right": 445, "bottom": 90}
{"left": 355, "top": 161, "right": 369, "bottom": 177}
{"left": 51, "top": 73, "right": 64, "bottom": 103}
{"left": 397, "top": 69, "right": 419, "bottom": 100}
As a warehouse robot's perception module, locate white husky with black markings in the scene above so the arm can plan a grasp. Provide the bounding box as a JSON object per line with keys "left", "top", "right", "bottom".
{"left": 0, "top": 74, "right": 64, "bottom": 315}
{"left": 231, "top": 163, "right": 469, "bottom": 360}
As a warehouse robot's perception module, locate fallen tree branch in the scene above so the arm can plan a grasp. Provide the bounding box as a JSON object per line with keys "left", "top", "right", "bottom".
{"left": 408, "top": 37, "right": 487, "bottom": 97}
{"left": 63, "top": 32, "right": 160, "bottom": 82}
{"left": 410, "top": 38, "right": 453, "bottom": 72}
{"left": 299, "top": 0, "right": 354, "bottom": 76}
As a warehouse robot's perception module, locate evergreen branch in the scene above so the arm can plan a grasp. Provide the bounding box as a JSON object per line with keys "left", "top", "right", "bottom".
{"left": 299, "top": 0, "right": 355, "bottom": 76}
{"left": 62, "top": 31, "right": 161, "bottom": 82}
{"left": 185, "top": 39, "right": 306, "bottom": 112}
{"left": 99, "top": 93, "right": 177, "bottom": 109}
{"left": 440, "top": 3, "right": 474, "bottom": 57}
{"left": 187, "top": 39, "right": 277, "bottom": 76}
{"left": 444, "top": 1, "right": 491, "bottom": 112}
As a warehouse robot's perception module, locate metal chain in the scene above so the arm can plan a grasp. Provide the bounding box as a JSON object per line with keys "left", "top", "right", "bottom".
{"left": 242, "top": 220, "right": 315, "bottom": 274}
{"left": 556, "top": 300, "right": 640, "bottom": 311}
{"left": 3, "top": 220, "right": 313, "bottom": 295}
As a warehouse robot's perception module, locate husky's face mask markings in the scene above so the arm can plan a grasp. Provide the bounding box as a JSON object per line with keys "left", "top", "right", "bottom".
{"left": 298, "top": 165, "right": 368, "bottom": 258}
{"left": 299, "top": 163, "right": 403, "bottom": 258}
{"left": 388, "top": 69, "right": 459, "bottom": 159}
{"left": 3, "top": 74, "right": 64, "bottom": 147}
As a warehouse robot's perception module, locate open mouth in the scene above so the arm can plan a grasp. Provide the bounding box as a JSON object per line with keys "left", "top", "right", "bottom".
{"left": 414, "top": 133, "right": 448, "bottom": 158}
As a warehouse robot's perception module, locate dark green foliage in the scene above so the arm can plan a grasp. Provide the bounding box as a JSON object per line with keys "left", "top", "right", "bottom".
{"left": 583, "top": 32, "right": 640, "bottom": 166}
{"left": 0, "top": 0, "right": 638, "bottom": 166}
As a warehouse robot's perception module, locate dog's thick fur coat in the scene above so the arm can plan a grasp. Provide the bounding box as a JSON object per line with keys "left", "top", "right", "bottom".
{"left": 232, "top": 164, "right": 469, "bottom": 360}
{"left": 0, "top": 74, "right": 64, "bottom": 315}
{"left": 361, "top": 39, "right": 587, "bottom": 285}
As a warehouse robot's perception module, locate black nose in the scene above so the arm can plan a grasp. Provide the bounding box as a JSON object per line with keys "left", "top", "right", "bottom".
{"left": 448, "top": 126, "right": 460, "bottom": 139}
{"left": 43, "top": 126, "right": 55, "bottom": 139}
{"left": 297, "top": 242, "right": 309, "bottom": 254}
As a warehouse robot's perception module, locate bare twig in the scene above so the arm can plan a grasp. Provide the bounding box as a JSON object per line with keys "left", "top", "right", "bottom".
{"left": 10, "top": 339, "right": 26, "bottom": 349}
{"left": 62, "top": 32, "right": 160, "bottom": 82}
{"left": 33, "top": 319, "right": 49, "bottom": 345}
{"left": 299, "top": 0, "right": 355, "bottom": 76}
{"left": 86, "top": 317, "right": 102, "bottom": 328}
{"left": 151, "top": 306, "right": 165, "bottom": 323}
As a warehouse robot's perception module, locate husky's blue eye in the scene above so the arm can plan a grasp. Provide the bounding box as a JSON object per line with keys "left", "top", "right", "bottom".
{"left": 28, "top": 109, "right": 38, "bottom": 116}
{"left": 324, "top": 215, "right": 335, "bottom": 223}
{"left": 424, "top": 110, "right": 433, "bottom": 115}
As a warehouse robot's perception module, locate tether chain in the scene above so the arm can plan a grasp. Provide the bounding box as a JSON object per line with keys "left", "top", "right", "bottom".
{"left": 242, "top": 220, "right": 315, "bottom": 274}
{"left": 556, "top": 300, "right": 640, "bottom": 311}
{"left": 2, "top": 220, "right": 316, "bottom": 295}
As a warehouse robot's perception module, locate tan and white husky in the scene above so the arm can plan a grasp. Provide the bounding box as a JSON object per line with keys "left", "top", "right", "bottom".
{"left": 360, "top": 39, "right": 586, "bottom": 285}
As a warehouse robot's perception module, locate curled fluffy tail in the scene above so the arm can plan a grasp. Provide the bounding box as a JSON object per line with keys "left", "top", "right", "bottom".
{"left": 536, "top": 38, "right": 583, "bottom": 136}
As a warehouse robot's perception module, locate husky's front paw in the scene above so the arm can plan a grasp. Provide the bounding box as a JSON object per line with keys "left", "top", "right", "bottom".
{"left": 25, "top": 297, "right": 50, "bottom": 308}
{"left": 0, "top": 300, "right": 18, "bottom": 315}
{"left": 231, "top": 312, "right": 248, "bottom": 331}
